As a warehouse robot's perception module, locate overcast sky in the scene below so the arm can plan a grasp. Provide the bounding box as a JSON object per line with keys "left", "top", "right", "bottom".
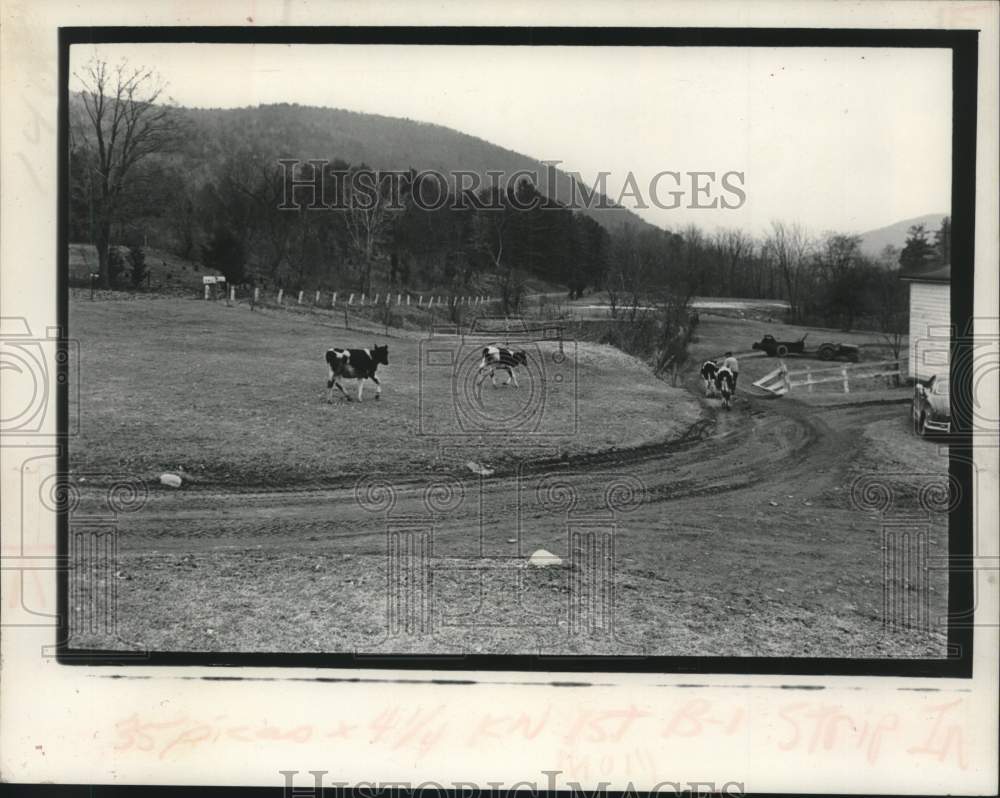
{"left": 71, "top": 43, "right": 952, "bottom": 236}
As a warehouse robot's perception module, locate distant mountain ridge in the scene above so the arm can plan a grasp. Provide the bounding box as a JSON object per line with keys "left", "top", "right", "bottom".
{"left": 857, "top": 212, "right": 949, "bottom": 257}
{"left": 70, "top": 95, "right": 658, "bottom": 236}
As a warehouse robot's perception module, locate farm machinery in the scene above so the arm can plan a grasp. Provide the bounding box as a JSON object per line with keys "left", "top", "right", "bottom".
{"left": 751, "top": 333, "right": 859, "bottom": 362}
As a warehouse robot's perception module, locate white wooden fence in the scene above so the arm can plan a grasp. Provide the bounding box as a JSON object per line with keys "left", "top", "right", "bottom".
{"left": 753, "top": 359, "right": 903, "bottom": 396}
{"left": 206, "top": 287, "right": 495, "bottom": 308}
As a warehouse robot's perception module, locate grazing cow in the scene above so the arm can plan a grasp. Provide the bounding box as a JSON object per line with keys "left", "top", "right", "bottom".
{"left": 325, "top": 344, "right": 388, "bottom": 402}
{"left": 478, "top": 345, "right": 527, "bottom": 388}
{"left": 700, "top": 360, "right": 720, "bottom": 396}
{"left": 715, "top": 366, "right": 735, "bottom": 410}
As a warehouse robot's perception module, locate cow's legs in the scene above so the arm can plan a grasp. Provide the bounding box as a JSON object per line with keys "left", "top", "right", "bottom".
{"left": 327, "top": 366, "right": 336, "bottom": 403}
{"left": 357, "top": 379, "right": 364, "bottom": 402}
{"left": 333, "top": 379, "right": 351, "bottom": 401}
{"left": 371, "top": 375, "right": 381, "bottom": 400}
{"left": 490, "top": 368, "right": 498, "bottom": 388}
{"left": 509, "top": 367, "right": 519, "bottom": 388}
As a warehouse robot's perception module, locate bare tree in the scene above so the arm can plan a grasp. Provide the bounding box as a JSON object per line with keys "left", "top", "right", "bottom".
{"left": 206, "top": 151, "right": 287, "bottom": 282}
{"left": 344, "top": 169, "right": 402, "bottom": 295}
{"left": 477, "top": 209, "right": 522, "bottom": 315}
{"left": 606, "top": 224, "right": 650, "bottom": 323}
{"left": 872, "top": 267, "right": 908, "bottom": 383}
{"left": 74, "top": 58, "right": 179, "bottom": 287}
{"left": 765, "top": 221, "right": 811, "bottom": 321}
{"left": 714, "top": 228, "right": 754, "bottom": 296}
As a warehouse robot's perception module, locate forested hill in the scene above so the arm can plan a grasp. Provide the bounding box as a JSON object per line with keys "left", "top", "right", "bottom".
{"left": 188, "top": 103, "right": 653, "bottom": 232}
{"left": 70, "top": 94, "right": 659, "bottom": 301}
{"left": 73, "top": 96, "right": 653, "bottom": 235}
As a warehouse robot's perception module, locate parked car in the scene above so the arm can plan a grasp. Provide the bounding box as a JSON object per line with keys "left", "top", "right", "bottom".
{"left": 912, "top": 375, "right": 950, "bottom": 436}
{"left": 751, "top": 333, "right": 808, "bottom": 357}
{"left": 816, "top": 341, "right": 860, "bottom": 362}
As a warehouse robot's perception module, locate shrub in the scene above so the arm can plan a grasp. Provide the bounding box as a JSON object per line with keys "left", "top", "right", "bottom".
{"left": 128, "top": 246, "right": 148, "bottom": 288}
{"left": 108, "top": 247, "right": 127, "bottom": 287}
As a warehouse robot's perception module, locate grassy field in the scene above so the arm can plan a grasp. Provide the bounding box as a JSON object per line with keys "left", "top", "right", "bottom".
{"left": 67, "top": 293, "right": 949, "bottom": 658}
{"left": 68, "top": 296, "right": 702, "bottom": 488}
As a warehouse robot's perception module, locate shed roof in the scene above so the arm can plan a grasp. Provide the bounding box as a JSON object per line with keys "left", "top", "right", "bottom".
{"left": 899, "top": 263, "right": 951, "bottom": 283}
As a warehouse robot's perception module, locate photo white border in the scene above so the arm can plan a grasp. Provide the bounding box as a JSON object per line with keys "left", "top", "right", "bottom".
{"left": 1, "top": 1, "right": 997, "bottom": 792}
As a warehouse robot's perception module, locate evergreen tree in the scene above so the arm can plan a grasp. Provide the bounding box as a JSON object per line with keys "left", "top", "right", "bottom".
{"left": 899, "top": 224, "right": 936, "bottom": 272}
{"left": 933, "top": 216, "right": 951, "bottom": 266}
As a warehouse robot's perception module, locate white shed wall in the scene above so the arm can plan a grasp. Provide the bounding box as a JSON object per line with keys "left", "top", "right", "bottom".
{"left": 908, "top": 281, "right": 951, "bottom": 381}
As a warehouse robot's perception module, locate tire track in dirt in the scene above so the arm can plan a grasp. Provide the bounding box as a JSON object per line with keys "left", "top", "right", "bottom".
{"left": 81, "top": 379, "right": 945, "bottom": 658}
{"left": 108, "top": 380, "right": 896, "bottom": 545}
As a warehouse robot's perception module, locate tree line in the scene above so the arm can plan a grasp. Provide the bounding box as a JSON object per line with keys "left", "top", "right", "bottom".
{"left": 69, "top": 58, "right": 948, "bottom": 371}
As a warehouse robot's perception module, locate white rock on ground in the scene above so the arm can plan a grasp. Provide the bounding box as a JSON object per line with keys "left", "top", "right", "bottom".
{"left": 466, "top": 461, "right": 495, "bottom": 476}
{"left": 528, "top": 549, "right": 562, "bottom": 567}
{"left": 159, "top": 473, "right": 182, "bottom": 488}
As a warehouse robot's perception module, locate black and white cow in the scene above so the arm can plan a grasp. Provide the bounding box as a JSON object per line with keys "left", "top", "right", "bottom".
{"left": 325, "top": 344, "right": 388, "bottom": 402}
{"left": 715, "top": 365, "right": 735, "bottom": 410}
{"left": 700, "top": 360, "right": 720, "bottom": 396}
{"left": 478, "top": 345, "right": 527, "bottom": 388}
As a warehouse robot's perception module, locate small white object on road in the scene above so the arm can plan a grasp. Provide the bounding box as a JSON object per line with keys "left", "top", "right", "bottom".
{"left": 528, "top": 549, "right": 562, "bottom": 567}
{"left": 160, "top": 473, "right": 182, "bottom": 488}
{"left": 466, "top": 461, "right": 495, "bottom": 476}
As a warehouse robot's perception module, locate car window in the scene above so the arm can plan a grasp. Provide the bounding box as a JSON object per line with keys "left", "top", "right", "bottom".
{"left": 933, "top": 380, "right": 949, "bottom": 395}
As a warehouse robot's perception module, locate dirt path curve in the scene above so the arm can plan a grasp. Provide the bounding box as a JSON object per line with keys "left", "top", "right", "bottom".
{"left": 114, "top": 374, "right": 877, "bottom": 544}
{"left": 79, "top": 380, "right": 945, "bottom": 658}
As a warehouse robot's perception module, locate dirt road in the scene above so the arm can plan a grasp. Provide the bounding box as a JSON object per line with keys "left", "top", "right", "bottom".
{"left": 71, "top": 380, "right": 948, "bottom": 659}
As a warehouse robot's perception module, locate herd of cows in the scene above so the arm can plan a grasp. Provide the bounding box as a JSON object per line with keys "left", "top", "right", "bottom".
{"left": 324, "top": 343, "right": 528, "bottom": 402}
{"left": 323, "top": 342, "right": 738, "bottom": 410}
